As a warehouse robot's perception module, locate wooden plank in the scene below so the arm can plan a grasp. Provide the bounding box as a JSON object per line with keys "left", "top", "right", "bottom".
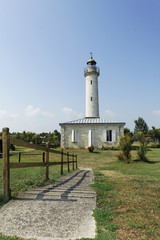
{"left": 2, "top": 128, "right": 11, "bottom": 201}
{"left": 10, "top": 138, "right": 47, "bottom": 151}
{"left": 67, "top": 152, "right": 70, "bottom": 172}
{"left": 76, "top": 155, "right": 78, "bottom": 169}
{"left": 10, "top": 161, "right": 73, "bottom": 168}
{"left": 61, "top": 149, "right": 63, "bottom": 175}
{"left": 22, "top": 153, "right": 43, "bottom": 155}
{"left": 10, "top": 162, "right": 46, "bottom": 168}
{"left": 10, "top": 138, "right": 63, "bottom": 155}
{"left": 43, "top": 152, "right": 45, "bottom": 163}
{"left": 19, "top": 152, "right": 21, "bottom": 163}
{"left": 46, "top": 144, "right": 49, "bottom": 180}
{"left": 72, "top": 154, "right": 74, "bottom": 170}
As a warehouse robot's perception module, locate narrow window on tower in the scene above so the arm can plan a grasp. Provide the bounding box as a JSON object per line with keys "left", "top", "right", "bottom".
{"left": 91, "top": 80, "right": 92, "bottom": 85}
{"left": 91, "top": 97, "right": 92, "bottom": 101}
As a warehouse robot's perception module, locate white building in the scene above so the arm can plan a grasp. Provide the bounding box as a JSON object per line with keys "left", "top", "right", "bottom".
{"left": 59, "top": 55, "right": 125, "bottom": 149}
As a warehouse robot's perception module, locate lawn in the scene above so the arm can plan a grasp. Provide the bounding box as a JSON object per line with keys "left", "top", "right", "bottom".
{"left": 0, "top": 146, "right": 160, "bottom": 240}
{"left": 77, "top": 147, "right": 160, "bottom": 240}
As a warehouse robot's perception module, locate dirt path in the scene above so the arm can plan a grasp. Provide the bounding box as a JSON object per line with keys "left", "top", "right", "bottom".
{"left": 0, "top": 168, "right": 96, "bottom": 240}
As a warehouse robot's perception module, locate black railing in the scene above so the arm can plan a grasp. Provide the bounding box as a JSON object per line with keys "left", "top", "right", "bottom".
{"left": 84, "top": 66, "right": 100, "bottom": 76}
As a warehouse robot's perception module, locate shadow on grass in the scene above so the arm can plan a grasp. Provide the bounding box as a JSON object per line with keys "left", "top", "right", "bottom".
{"left": 133, "top": 159, "right": 160, "bottom": 164}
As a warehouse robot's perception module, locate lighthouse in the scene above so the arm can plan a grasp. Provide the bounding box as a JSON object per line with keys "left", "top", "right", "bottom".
{"left": 59, "top": 54, "right": 125, "bottom": 149}
{"left": 84, "top": 53, "right": 100, "bottom": 118}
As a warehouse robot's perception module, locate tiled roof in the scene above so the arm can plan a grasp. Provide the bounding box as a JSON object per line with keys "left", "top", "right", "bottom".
{"left": 59, "top": 117, "right": 125, "bottom": 125}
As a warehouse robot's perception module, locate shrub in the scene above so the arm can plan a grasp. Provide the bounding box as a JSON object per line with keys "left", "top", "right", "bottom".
{"left": 101, "top": 146, "right": 118, "bottom": 151}
{"left": 88, "top": 145, "right": 94, "bottom": 152}
{"left": 137, "top": 144, "right": 148, "bottom": 162}
{"left": 118, "top": 133, "right": 133, "bottom": 163}
{"left": 149, "top": 142, "right": 160, "bottom": 148}
{"left": 116, "top": 152, "right": 125, "bottom": 161}
{"left": 136, "top": 132, "right": 150, "bottom": 162}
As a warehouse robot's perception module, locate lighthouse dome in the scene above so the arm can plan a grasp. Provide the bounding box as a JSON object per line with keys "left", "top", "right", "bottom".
{"left": 87, "top": 56, "right": 96, "bottom": 66}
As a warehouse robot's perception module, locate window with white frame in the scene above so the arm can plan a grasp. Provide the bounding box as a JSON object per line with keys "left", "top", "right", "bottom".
{"left": 103, "top": 129, "right": 116, "bottom": 142}
{"left": 72, "top": 129, "right": 77, "bottom": 143}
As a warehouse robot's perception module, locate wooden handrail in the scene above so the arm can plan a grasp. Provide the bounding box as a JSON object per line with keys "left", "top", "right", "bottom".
{"left": 10, "top": 138, "right": 73, "bottom": 156}
{"left": 2, "top": 128, "right": 78, "bottom": 201}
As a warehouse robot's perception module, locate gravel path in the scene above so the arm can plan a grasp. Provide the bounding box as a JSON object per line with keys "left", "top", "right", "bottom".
{"left": 0, "top": 168, "right": 96, "bottom": 240}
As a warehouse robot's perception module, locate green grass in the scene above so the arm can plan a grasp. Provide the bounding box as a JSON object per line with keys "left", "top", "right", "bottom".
{"left": 0, "top": 234, "right": 35, "bottom": 240}
{"left": 0, "top": 146, "right": 160, "bottom": 240}
{"left": 75, "top": 147, "right": 160, "bottom": 240}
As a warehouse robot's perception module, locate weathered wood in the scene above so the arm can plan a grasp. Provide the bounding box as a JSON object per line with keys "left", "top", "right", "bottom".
{"left": 10, "top": 161, "right": 70, "bottom": 168}
{"left": 18, "top": 152, "right": 21, "bottom": 163}
{"left": 10, "top": 138, "right": 61, "bottom": 155}
{"left": 2, "top": 128, "right": 11, "bottom": 201}
{"left": 2, "top": 130, "right": 78, "bottom": 201}
{"left": 67, "top": 152, "right": 70, "bottom": 172}
{"left": 76, "top": 155, "right": 78, "bottom": 169}
{"left": 43, "top": 152, "right": 45, "bottom": 163}
{"left": 22, "top": 153, "right": 43, "bottom": 155}
{"left": 10, "top": 138, "right": 46, "bottom": 151}
{"left": 61, "top": 149, "right": 63, "bottom": 175}
{"left": 10, "top": 162, "right": 46, "bottom": 168}
{"left": 72, "top": 154, "right": 74, "bottom": 170}
{"left": 46, "top": 143, "right": 49, "bottom": 180}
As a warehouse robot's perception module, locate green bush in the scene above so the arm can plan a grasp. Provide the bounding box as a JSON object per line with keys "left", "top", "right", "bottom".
{"left": 136, "top": 132, "right": 150, "bottom": 162}
{"left": 88, "top": 145, "right": 94, "bottom": 152}
{"left": 118, "top": 133, "right": 133, "bottom": 163}
{"left": 101, "top": 146, "right": 118, "bottom": 151}
{"left": 116, "top": 152, "right": 125, "bottom": 161}
{"left": 149, "top": 142, "right": 160, "bottom": 148}
{"left": 137, "top": 144, "right": 148, "bottom": 162}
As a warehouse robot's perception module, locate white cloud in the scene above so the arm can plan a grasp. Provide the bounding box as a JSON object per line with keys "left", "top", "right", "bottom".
{"left": 25, "top": 105, "right": 41, "bottom": 117}
{"left": 9, "top": 113, "right": 19, "bottom": 119}
{"left": 0, "top": 110, "right": 19, "bottom": 120}
{"left": 42, "top": 111, "right": 55, "bottom": 118}
{"left": 25, "top": 105, "right": 55, "bottom": 119}
{"left": 0, "top": 110, "right": 7, "bottom": 118}
{"left": 105, "top": 109, "right": 116, "bottom": 117}
{"left": 61, "top": 107, "right": 83, "bottom": 120}
{"left": 152, "top": 110, "right": 160, "bottom": 116}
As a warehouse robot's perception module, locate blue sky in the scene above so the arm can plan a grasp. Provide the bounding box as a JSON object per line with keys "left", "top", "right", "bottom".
{"left": 0, "top": 0, "right": 160, "bottom": 133}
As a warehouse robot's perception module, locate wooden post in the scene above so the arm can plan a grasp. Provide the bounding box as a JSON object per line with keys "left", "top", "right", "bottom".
{"left": 42, "top": 152, "right": 45, "bottom": 163}
{"left": 67, "top": 152, "right": 70, "bottom": 172}
{"left": 72, "top": 154, "right": 74, "bottom": 170}
{"left": 76, "top": 154, "right": 78, "bottom": 169}
{"left": 18, "top": 152, "right": 21, "bottom": 163}
{"left": 46, "top": 143, "right": 49, "bottom": 180}
{"left": 2, "top": 128, "right": 11, "bottom": 201}
{"left": 61, "top": 149, "right": 63, "bottom": 175}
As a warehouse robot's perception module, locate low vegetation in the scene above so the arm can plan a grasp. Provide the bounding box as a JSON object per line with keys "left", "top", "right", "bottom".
{"left": 77, "top": 147, "right": 160, "bottom": 240}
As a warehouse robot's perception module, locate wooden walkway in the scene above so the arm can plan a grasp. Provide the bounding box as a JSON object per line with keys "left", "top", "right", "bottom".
{"left": 0, "top": 169, "right": 96, "bottom": 240}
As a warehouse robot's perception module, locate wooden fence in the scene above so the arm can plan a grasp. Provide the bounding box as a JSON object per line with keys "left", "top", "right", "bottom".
{"left": 2, "top": 128, "right": 77, "bottom": 201}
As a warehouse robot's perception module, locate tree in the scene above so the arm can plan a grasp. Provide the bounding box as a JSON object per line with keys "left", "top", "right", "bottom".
{"left": 136, "top": 132, "right": 150, "bottom": 162}
{"left": 134, "top": 117, "right": 149, "bottom": 134}
{"left": 124, "top": 128, "right": 131, "bottom": 135}
{"left": 152, "top": 126, "right": 160, "bottom": 143}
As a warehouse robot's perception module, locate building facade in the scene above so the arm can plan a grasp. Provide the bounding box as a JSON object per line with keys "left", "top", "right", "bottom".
{"left": 59, "top": 55, "right": 125, "bottom": 148}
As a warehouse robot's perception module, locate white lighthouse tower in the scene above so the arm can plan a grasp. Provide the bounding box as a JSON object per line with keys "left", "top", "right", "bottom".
{"left": 60, "top": 54, "right": 125, "bottom": 149}
{"left": 84, "top": 53, "right": 100, "bottom": 118}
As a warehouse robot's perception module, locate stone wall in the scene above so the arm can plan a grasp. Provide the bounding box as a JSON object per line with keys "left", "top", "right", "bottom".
{"left": 60, "top": 124, "right": 124, "bottom": 149}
